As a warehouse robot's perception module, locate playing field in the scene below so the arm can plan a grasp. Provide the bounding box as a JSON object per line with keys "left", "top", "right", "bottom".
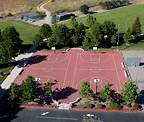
{"left": 13, "top": 50, "right": 128, "bottom": 103}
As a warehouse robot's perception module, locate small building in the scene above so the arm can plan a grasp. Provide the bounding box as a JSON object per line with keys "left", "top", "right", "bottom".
{"left": 21, "top": 12, "right": 43, "bottom": 22}
{"left": 52, "top": 13, "right": 75, "bottom": 21}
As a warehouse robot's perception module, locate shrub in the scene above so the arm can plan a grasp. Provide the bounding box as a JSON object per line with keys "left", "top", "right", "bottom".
{"left": 51, "top": 0, "right": 55, "bottom": 2}
{"left": 79, "top": 4, "right": 89, "bottom": 14}
{"left": 127, "top": 103, "right": 132, "bottom": 108}
{"left": 109, "top": 101, "right": 120, "bottom": 109}
{"left": 132, "top": 103, "right": 139, "bottom": 110}
{"left": 121, "top": 102, "right": 127, "bottom": 106}
{"left": 86, "top": 103, "right": 92, "bottom": 109}
{"left": 94, "top": 102, "right": 96, "bottom": 104}
{"left": 7, "top": 13, "right": 13, "bottom": 17}
{"left": 97, "top": 104, "right": 105, "bottom": 109}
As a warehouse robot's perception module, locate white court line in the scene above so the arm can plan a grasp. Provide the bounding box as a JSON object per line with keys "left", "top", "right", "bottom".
{"left": 112, "top": 54, "right": 122, "bottom": 90}
{"left": 76, "top": 77, "right": 119, "bottom": 92}
{"left": 45, "top": 54, "right": 69, "bottom": 63}
{"left": 80, "top": 54, "right": 111, "bottom": 64}
{"left": 76, "top": 69, "right": 116, "bottom": 70}
{"left": 72, "top": 54, "right": 79, "bottom": 87}
{"left": 62, "top": 55, "right": 71, "bottom": 88}
{"left": 47, "top": 54, "right": 59, "bottom": 62}
{"left": 31, "top": 68, "right": 66, "bottom": 70}
{"left": 36, "top": 116, "right": 78, "bottom": 121}
{"left": 21, "top": 54, "right": 39, "bottom": 82}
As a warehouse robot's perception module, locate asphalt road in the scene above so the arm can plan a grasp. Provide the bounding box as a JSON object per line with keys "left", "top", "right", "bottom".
{"left": 0, "top": 107, "right": 144, "bottom": 122}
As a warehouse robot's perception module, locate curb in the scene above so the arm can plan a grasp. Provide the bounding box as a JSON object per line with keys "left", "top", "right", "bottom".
{"left": 69, "top": 108, "right": 140, "bottom": 113}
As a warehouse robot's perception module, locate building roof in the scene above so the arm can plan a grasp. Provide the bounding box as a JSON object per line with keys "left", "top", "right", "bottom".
{"left": 21, "top": 12, "right": 41, "bottom": 17}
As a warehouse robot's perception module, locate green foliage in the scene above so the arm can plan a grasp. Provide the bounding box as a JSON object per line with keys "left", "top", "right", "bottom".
{"left": 121, "top": 80, "right": 138, "bottom": 104}
{"left": 47, "top": 37, "right": 56, "bottom": 48}
{"left": 7, "top": 13, "right": 13, "bottom": 17}
{"left": 86, "top": 103, "right": 92, "bottom": 108}
{"left": 131, "top": 16, "right": 141, "bottom": 39}
{"left": 103, "top": 20, "right": 117, "bottom": 47}
{"left": 9, "top": 83, "right": 20, "bottom": 100}
{"left": 20, "top": 76, "right": 38, "bottom": 103}
{"left": 97, "top": 104, "right": 105, "bottom": 109}
{"left": 127, "top": 103, "right": 132, "bottom": 108}
{"left": 132, "top": 103, "right": 139, "bottom": 110}
{"left": 111, "top": 35, "right": 116, "bottom": 46}
{"left": 0, "top": 26, "right": 22, "bottom": 63}
{"left": 109, "top": 101, "right": 120, "bottom": 109}
{"left": 72, "top": 35, "right": 79, "bottom": 46}
{"left": 99, "top": 82, "right": 113, "bottom": 101}
{"left": 43, "top": 81, "right": 53, "bottom": 98}
{"left": 86, "top": 14, "right": 96, "bottom": 28}
{"left": 82, "top": 37, "right": 89, "bottom": 48}
{"left": 78, "top": 81, "right": 94, "bottom": 100}
{"left": 123, "top": 27, "right": 132, "bottom": 43}
{"left": 40, "top": 24, "right": 52, "bottom": 39}
{"left": 70, "top": 16, "right": 78, "bottom": 28}
{"left": 51, "top": 0, "right": 55, "bottom": 2}
{"left": 34, "top": 33, "right": 43, "bottom": 46}
{"left": 121, "top": 102, "right": 127, "bottom": 106}
{"left": 91, "top": 22, "right": 104, "bottom": 46}
{"left": 54, "top": 24, "right": 70, "bottom": 47}
{"left": 79, "top": 4, "right": 89, "bottom": 14}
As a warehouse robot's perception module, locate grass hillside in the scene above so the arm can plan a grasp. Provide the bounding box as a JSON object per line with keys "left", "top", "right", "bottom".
{"left": 44, "top": 0, "right": 101, "bottom": 15}
{"left": 0, "top": 0, "right": 46, "bottom": 15}
{"left": 64, "top": 4, "right": 144, "bottom": 33}
{"left": 0, "top": 20, "right": 40, "bottom": 44}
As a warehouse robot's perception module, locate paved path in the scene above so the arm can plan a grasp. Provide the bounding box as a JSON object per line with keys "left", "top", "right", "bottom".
{"left": 31, "top": 1, "right": 52, "bottom": 26}
{"left": 121, "top": 51, "right": 144, "bottom": 111}
{"left": 0, "top": 45, "right": 37, "bottom": 99}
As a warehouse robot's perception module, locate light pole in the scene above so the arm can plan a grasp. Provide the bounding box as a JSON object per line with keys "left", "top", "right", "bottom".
{"left": 116, "top": 24, "right": 120, "bottom": 51}
{"left": 30, "top": 26, "right": 34, "bottom": 44}
{"left": 0, "top": 0, "right": 6, "bottom": 20}
{"left": 94, "top": 79, "right": 99, "bottom": 94}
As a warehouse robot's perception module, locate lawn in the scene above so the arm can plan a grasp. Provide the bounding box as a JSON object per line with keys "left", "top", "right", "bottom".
{"left": 0, "top": 20, "right": 40, "bottom": 44}
{"left": 63, "top": 4, "right": 144, "bottom": 33}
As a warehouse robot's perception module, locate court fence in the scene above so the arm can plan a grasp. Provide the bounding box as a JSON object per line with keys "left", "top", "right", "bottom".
{"left": 120, "top": 51, "right": 132, "bottom": 82}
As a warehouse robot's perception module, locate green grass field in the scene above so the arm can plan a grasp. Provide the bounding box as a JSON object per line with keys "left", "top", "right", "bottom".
{"left": 64, "top": 4, "right": 144, "bottom": 33}
{"left": 0, "top": 20, "right": 40, "bottom": 44}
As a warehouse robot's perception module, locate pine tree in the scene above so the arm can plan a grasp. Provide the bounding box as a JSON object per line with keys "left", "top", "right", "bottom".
{"left": 131, "top": 16, "right": 141, "bottom": 39}
{"left": 123, "top": 27, "right": 132, "bottom": 44}
{"left": 82, "top": 37, "right": 89, "bottom": 48}
{"left": 78, "top": 81, "right": 94, "bottom": 100}
{"left": 86, "top": 14, "right": 96, "bottom": 28}
{"left": 20, "top": 76, "right": 38, "bottom": 103}
{"left": 43, "top": 81, "right": 53, "bottom": 98}
{"left": 121, "top": 80, "right": 138, "bottom": 104}
{"left": 99, "top": 82, "right": 113, "bottom": 101}
{"left": 9, "top": 83, "right": 20, "bottom": 100}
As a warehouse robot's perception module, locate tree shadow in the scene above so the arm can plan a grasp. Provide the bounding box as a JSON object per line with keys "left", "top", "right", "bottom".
{"left": 137, "top": 90, "right": 144, "bottom": 104}
{"left": 88, "top": 11, "right": 98, "bottom": 14}
{"left": 53, "top": 87, "right": 78, "bottom": 101}
{"left": 0, "top": 61, "right": 18, "bottom": 69}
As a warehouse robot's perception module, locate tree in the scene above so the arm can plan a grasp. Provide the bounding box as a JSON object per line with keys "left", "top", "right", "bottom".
{"left": 20, "top": 76, "right": 38, "bottom": 103}
{"left": 0, "top": 26, "right": 22, "bottom": 62}
{"left": 34, "top": 33, "right": 43, "bottom": 46}
{"left": 51, "top": 19, "right": 58, "bottom": 31}
{"left": 99, "top": 82, "right": 113, "bottom": 101}
{"left": 75, "top": 23, "right": 86, "bottom": 41}
{"left": 70, "top": 16, "right": 78, "bottom": 28}
{"left": 78, "top": 81, "right": 94, "bottom": 100}
{"left": 47, "top": 37, "right": 56, "bottom": 48}
{"left": 40, "top": 24, "right": 52, "bottom": 40}
{"left": 72, "top": 35, "right": 79, "bottom": 47}
{"left": 9, "top": 83, "right": 20, "bottom": 101}
{"left": 79, "top": 4, "right": 89, "bottom": 14}
{"left": 86, "top": 14, "right": 96, "bottom": 28}
{"left": 2, "top": 26, "right": 22, "bottom": 51}
{"left": 111, "top": 35, "right": 116, "bottom": 46}
{"left": 103, "top": 20, "right": 117, "bottom": 47}
{"left": 123, "top": 27, "right": 132, "bottom": 44}
{"left": 91, "top": 22, "right": 104, "bottom": 46}
{"left": 82, "top": 37, "right": 89, "bottom": 48}
{"left": 43, "top": 81, "right": 53, "bottom": 98}
{"left": 121, "top": 80, "right": 138, "bottom": 104}
{"left": 54, "top": 24, "right": 70, "bottom": 47}
{"left": 131, "top": 16, "right": 141, "bottom": 39}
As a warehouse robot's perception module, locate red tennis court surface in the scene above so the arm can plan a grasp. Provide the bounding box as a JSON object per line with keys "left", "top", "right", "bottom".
{"left": 13, "top": 50, "right": 129, "bottom": 103}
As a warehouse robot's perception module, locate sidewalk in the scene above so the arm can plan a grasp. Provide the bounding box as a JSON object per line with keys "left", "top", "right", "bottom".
{"left": 0, "top": 45, "right": 37, "bottom": 99}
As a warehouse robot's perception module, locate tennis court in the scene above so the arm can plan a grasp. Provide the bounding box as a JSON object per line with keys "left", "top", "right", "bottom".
{"left": 13, "top": 50, "right": 128, "bottom": 103}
